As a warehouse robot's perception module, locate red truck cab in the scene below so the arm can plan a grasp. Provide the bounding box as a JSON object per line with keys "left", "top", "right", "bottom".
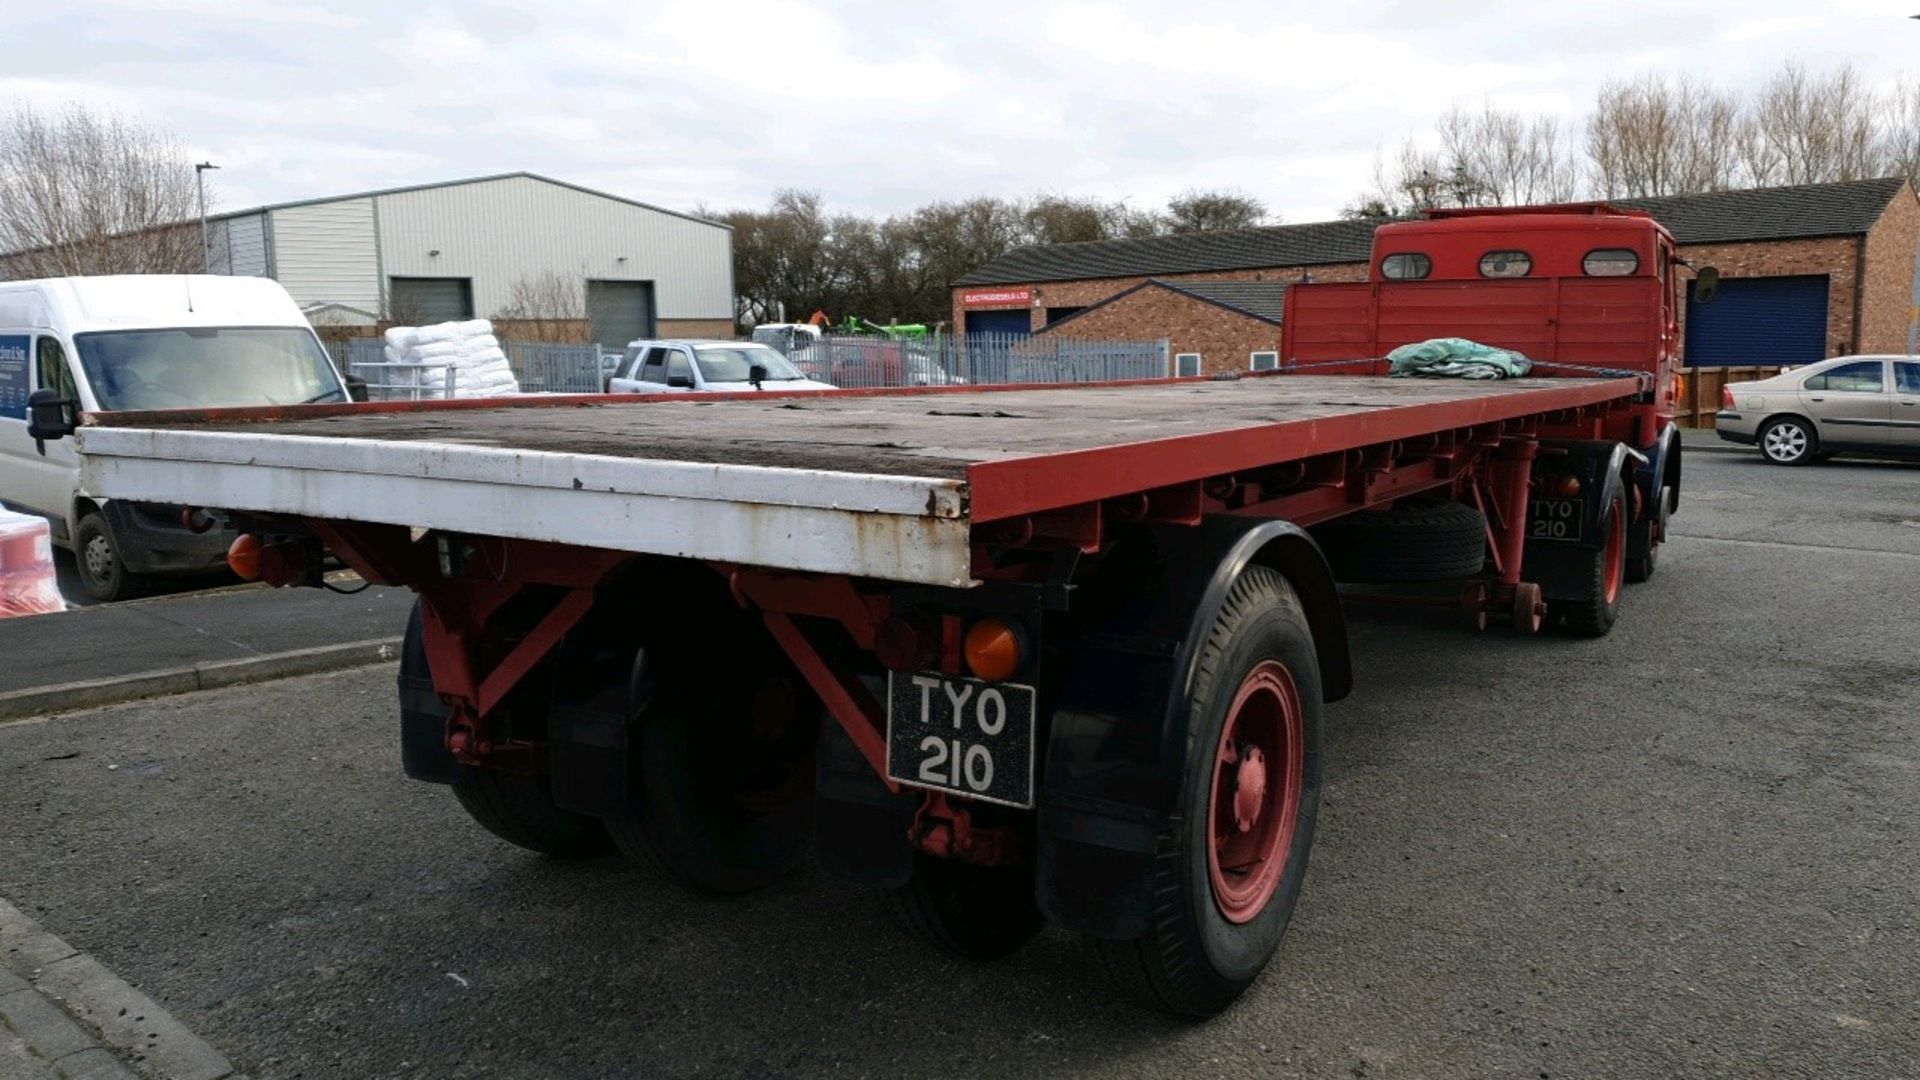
{"left": 1283, "top": 203, "right": 1691, "bottom": 577}
{"left": 1286, "top": 203, "right": 1683, "bottom": 425}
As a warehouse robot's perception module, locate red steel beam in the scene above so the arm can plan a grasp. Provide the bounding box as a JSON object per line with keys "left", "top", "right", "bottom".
{"left": 964, "top": 377, "right": 1637, "bottom": 522}
{"left": 762, "top": 612, "right": 897, "bottom": 792}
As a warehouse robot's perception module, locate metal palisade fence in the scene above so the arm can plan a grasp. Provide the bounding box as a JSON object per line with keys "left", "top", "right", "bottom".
{"left": 788, "top": 332, "right": 1171, "bottom": 389}
{"left": 329, "top": 331, "right": 1170, "bottom": 399}
{"left": 329, "top": 337, "right": 607, "bottom": 398}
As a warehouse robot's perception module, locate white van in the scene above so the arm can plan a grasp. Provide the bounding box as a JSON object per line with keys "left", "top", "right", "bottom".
{"left": 0, "top": 275, "right": 349, "bottom": 600}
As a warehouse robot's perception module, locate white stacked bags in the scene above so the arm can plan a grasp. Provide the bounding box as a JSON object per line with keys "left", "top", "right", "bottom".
{"left": 381, "top": 319, "right": 521, "bottom": 399}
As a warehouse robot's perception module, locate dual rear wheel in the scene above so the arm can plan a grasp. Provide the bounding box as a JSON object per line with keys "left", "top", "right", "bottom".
{"left": 428, "top": 569, "right": 1324, "bottom": 1019}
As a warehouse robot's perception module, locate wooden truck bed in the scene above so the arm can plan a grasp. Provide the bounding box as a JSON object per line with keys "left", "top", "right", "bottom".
{"left": 77, "top": 375, "right": 1639, "bottom": 587}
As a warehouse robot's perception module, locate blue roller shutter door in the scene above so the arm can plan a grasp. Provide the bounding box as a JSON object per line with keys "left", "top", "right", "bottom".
{"left": 965, "top": 309, "right": 1031, "bottom": 337}
{"left": 1684, "top": 275, "right": 1830, "bottom": 367}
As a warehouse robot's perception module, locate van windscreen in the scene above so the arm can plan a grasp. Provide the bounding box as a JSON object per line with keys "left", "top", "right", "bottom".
{"left": 72, "top": 327, "right": 344, "bottom": 411}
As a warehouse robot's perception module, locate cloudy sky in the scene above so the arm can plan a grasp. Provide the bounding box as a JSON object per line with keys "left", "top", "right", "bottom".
{"left": 5, "top": 1, "right": 1916, "bottom": 223}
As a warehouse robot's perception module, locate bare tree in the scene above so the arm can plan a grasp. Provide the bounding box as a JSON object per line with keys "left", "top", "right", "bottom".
{"left": 1439, "top": 104, "right": 1581, "bottom": 205}
{"left": 0, "top": 103, "right": 202, "bottom": 277}
{"left": 1880, "top": 76, "right": 1920, "bottom": 183}
{"left": 1586, "top": 74, "right": 1742, "bottom": 197}
{"left": 493, "top": 269, "right": 586, "bottom": 341}
{"left": 1164, "top": 189, "right": 1270, "bottom": 232}
{"left": 1346, "top": 136, "right": 1490, "bottom": 218}
{"left": 1741, "top": 62, "right": 1884, "bottom": 187}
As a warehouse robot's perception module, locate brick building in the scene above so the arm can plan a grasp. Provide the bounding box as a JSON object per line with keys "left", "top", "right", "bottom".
{"left": 954, "top": 177, "right": 1920, "bottom": 377}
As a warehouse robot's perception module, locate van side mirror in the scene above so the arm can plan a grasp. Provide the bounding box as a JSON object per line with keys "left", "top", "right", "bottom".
{"left": 25, "top": 389, "right": 76, "bottom": 452}
{"left": 343, "top": 373, "right": 370, "bottom": 403}
{"left": 1691, "top": 266, "right": 1719, "bottom": 305}
{"left": 749, "top": 363, "right": 768, "bottom": 390}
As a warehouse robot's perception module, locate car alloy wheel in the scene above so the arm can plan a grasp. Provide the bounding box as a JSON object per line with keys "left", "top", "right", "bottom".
{"left": 1762, "top": 420, "right": 1811, "bottom": 464}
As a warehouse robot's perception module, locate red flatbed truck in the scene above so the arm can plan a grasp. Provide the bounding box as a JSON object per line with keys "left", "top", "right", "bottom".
{"left": 35, "top": 203, "right": 1694, "bottom": 1017}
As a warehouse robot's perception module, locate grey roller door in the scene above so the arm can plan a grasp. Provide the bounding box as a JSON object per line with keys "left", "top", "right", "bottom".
{"left": 389, "top": 277, "right": 474, "bottom": 325}
{"left": 587, "top": 280, "right": 656, "bottom": 348}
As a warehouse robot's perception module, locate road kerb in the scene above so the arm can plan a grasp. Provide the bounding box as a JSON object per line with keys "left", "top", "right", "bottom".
{"left": 0, "top": 901, "right": 234, "bottom": 1080}
{"left": 0, "top": 638, "right": 402, "bottom": 723}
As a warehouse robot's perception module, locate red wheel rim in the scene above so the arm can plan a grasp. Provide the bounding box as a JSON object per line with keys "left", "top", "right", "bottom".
{"left": 1603, "top": 496, "right": 1626, "bottom": 605}
{"left": 1207, "top": 660, "right": 1305, "bottom": 924}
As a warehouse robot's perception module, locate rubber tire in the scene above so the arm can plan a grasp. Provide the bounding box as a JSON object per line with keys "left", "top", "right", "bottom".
{"left": 1759, "top": 416, "right": 1817, "bottom": 466}
{"left": 1091, "top": 565, "right": 1322, "bottom": 1018}
{"left": 1558, "top": 494, "right": 1626, "bottom": 638}
{"left": 1314, "top": 501, "right": 1488, "bottom": 584}
{"left": 73, "top": 512, "right": 142, "bottom": 602}
{"left": 601, "top": 589, "right": 821, "bottom": 896}
{"left": 450, "top": 766, "right": 615, "bottom": 858}
{"left": 878, "top": 855, "right": 1043, "bottom": 961}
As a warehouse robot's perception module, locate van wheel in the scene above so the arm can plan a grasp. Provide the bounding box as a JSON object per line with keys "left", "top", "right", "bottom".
{"left": 74, "top": 513, "right": 143, "bottom": 602}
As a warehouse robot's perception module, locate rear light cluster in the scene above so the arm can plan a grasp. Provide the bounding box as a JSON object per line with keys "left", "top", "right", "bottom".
{"left": 1722, "top": 386, "right": 1735, "bottom": 409}
{"left": 875, "top": 612, "right": 1027, "bottom": 681}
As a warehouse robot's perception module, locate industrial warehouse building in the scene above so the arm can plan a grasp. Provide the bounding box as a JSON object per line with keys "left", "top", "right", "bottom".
{"left": 954, "top": 177, "right": 1920, "bottom": 383}
{"left": 204, "top": 172, "right": 734, "bottom": 344}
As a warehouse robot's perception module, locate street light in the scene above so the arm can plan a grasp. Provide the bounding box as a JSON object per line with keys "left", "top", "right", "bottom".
{"left": 195, "top": 162, "right": 219, "bottom": 272}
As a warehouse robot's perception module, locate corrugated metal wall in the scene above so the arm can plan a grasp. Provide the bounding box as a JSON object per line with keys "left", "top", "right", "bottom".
{"left": 269, "top": 199, "right": 380, "bottom": 315}
{"left": 373, "top": 175, "right": 731, "bottom": 321}
{"left": 226, "top": 213, "right": 270, "bottom": 277}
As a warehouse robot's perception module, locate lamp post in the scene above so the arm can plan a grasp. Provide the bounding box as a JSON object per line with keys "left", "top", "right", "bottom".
{"left": 195, "top": 162, "right": 219, "bottom": 272}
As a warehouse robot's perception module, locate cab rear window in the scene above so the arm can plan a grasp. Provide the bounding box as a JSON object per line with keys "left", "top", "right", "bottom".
{"left": 1380, "top": 253, "right": 1431, "bottom": 280}
{"left": 1582, "top": 248, "right": 1639, "bottom": 276}
{"left": 1478, "top": 251, "right": 1532, "bottom": 278}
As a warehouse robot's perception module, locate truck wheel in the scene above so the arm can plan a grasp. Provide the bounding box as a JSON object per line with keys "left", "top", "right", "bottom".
{"left": 1558, "top": 493, "right": 1627, "bottom": 637}
{"left": 450, "top": 766, "right": 615, "bottom": 858}
{"left": 878, "top": 855, "right": 1043, "bottom": 960}
{"left": 604, "top": 664, "right": 820, "bottom": 895}
{"left": 74, "top": 512, "right": 144, "bottom": 602}
{"left": 1625, "top": 484, "right": 1671, "bottom": 584}
{"left": 1093, "top": 565, "right": 1321, "bottom": 1017}
{"left": 1313, "top": 501, "right": 1487, "bottom": 583}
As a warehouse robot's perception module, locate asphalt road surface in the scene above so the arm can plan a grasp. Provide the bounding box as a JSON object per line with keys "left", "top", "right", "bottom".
{"left": 0, "top": 449, "right": 1915, "bottom": 1078}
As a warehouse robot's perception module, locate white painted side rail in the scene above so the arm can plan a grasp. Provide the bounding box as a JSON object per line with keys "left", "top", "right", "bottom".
{"left": 78, "top": 427, "right": 977, "bottom": 587}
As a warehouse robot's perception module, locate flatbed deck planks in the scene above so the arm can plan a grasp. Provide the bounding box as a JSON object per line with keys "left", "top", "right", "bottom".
{"left": 78, "top": 375, "right": 1639, "bottom": 587}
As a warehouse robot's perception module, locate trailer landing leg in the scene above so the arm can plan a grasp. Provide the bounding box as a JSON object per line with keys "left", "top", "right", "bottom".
{"left": 1464, "top": 436, "right": 1547, "bottom": 633}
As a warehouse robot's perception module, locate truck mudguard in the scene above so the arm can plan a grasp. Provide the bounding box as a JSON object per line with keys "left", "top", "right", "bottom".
{"left": 1036, "top": 516, "right": 1350, "bottom": 940}
{"left": 1525, "top": 439, "right": 1636, "bottom": 600}
{"left": 1629, "top": 422, "right": 1680, "bottom": 567}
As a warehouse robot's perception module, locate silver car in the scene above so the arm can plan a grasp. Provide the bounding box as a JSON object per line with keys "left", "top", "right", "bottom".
{"left": 1715, "top": 355, "right": 1920, "bottom": 465}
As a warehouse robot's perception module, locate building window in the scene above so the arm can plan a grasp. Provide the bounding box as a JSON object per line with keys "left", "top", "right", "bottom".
{"left": 1044, "top": 306, "right": 1086, "bottom": 324}
{"left": 1478, "top": 251, "right": 1532, "bottom": 278}
{"left": 1250, "top": 351, "right": 1279, "bottom": 372}
{"left": 1175, "top": 353, "right": 1202, "bottom": 377}
{"left": 1380, "top": 253, "right": 1431, "bottom": 280}
{"left": 1582, "top": 248, "right": 1639, "bottom": 276}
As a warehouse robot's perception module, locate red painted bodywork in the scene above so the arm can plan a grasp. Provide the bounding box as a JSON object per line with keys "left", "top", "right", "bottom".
{"left": 1282, "top": 203, "right": 1681, "bottom": 440}
{"left": 169, "top": 205, "right": 1688, "bottom": 864}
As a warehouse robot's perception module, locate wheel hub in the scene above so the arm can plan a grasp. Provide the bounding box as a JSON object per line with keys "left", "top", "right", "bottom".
{"left": 1232, "top": 745, "right": 1267, "bottom": 832}
{"left": 1207, "top": 661, "right": 1305, "bottom": 924}
{"left": 84, "top": 536, "right": 112, "bottom": 580}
